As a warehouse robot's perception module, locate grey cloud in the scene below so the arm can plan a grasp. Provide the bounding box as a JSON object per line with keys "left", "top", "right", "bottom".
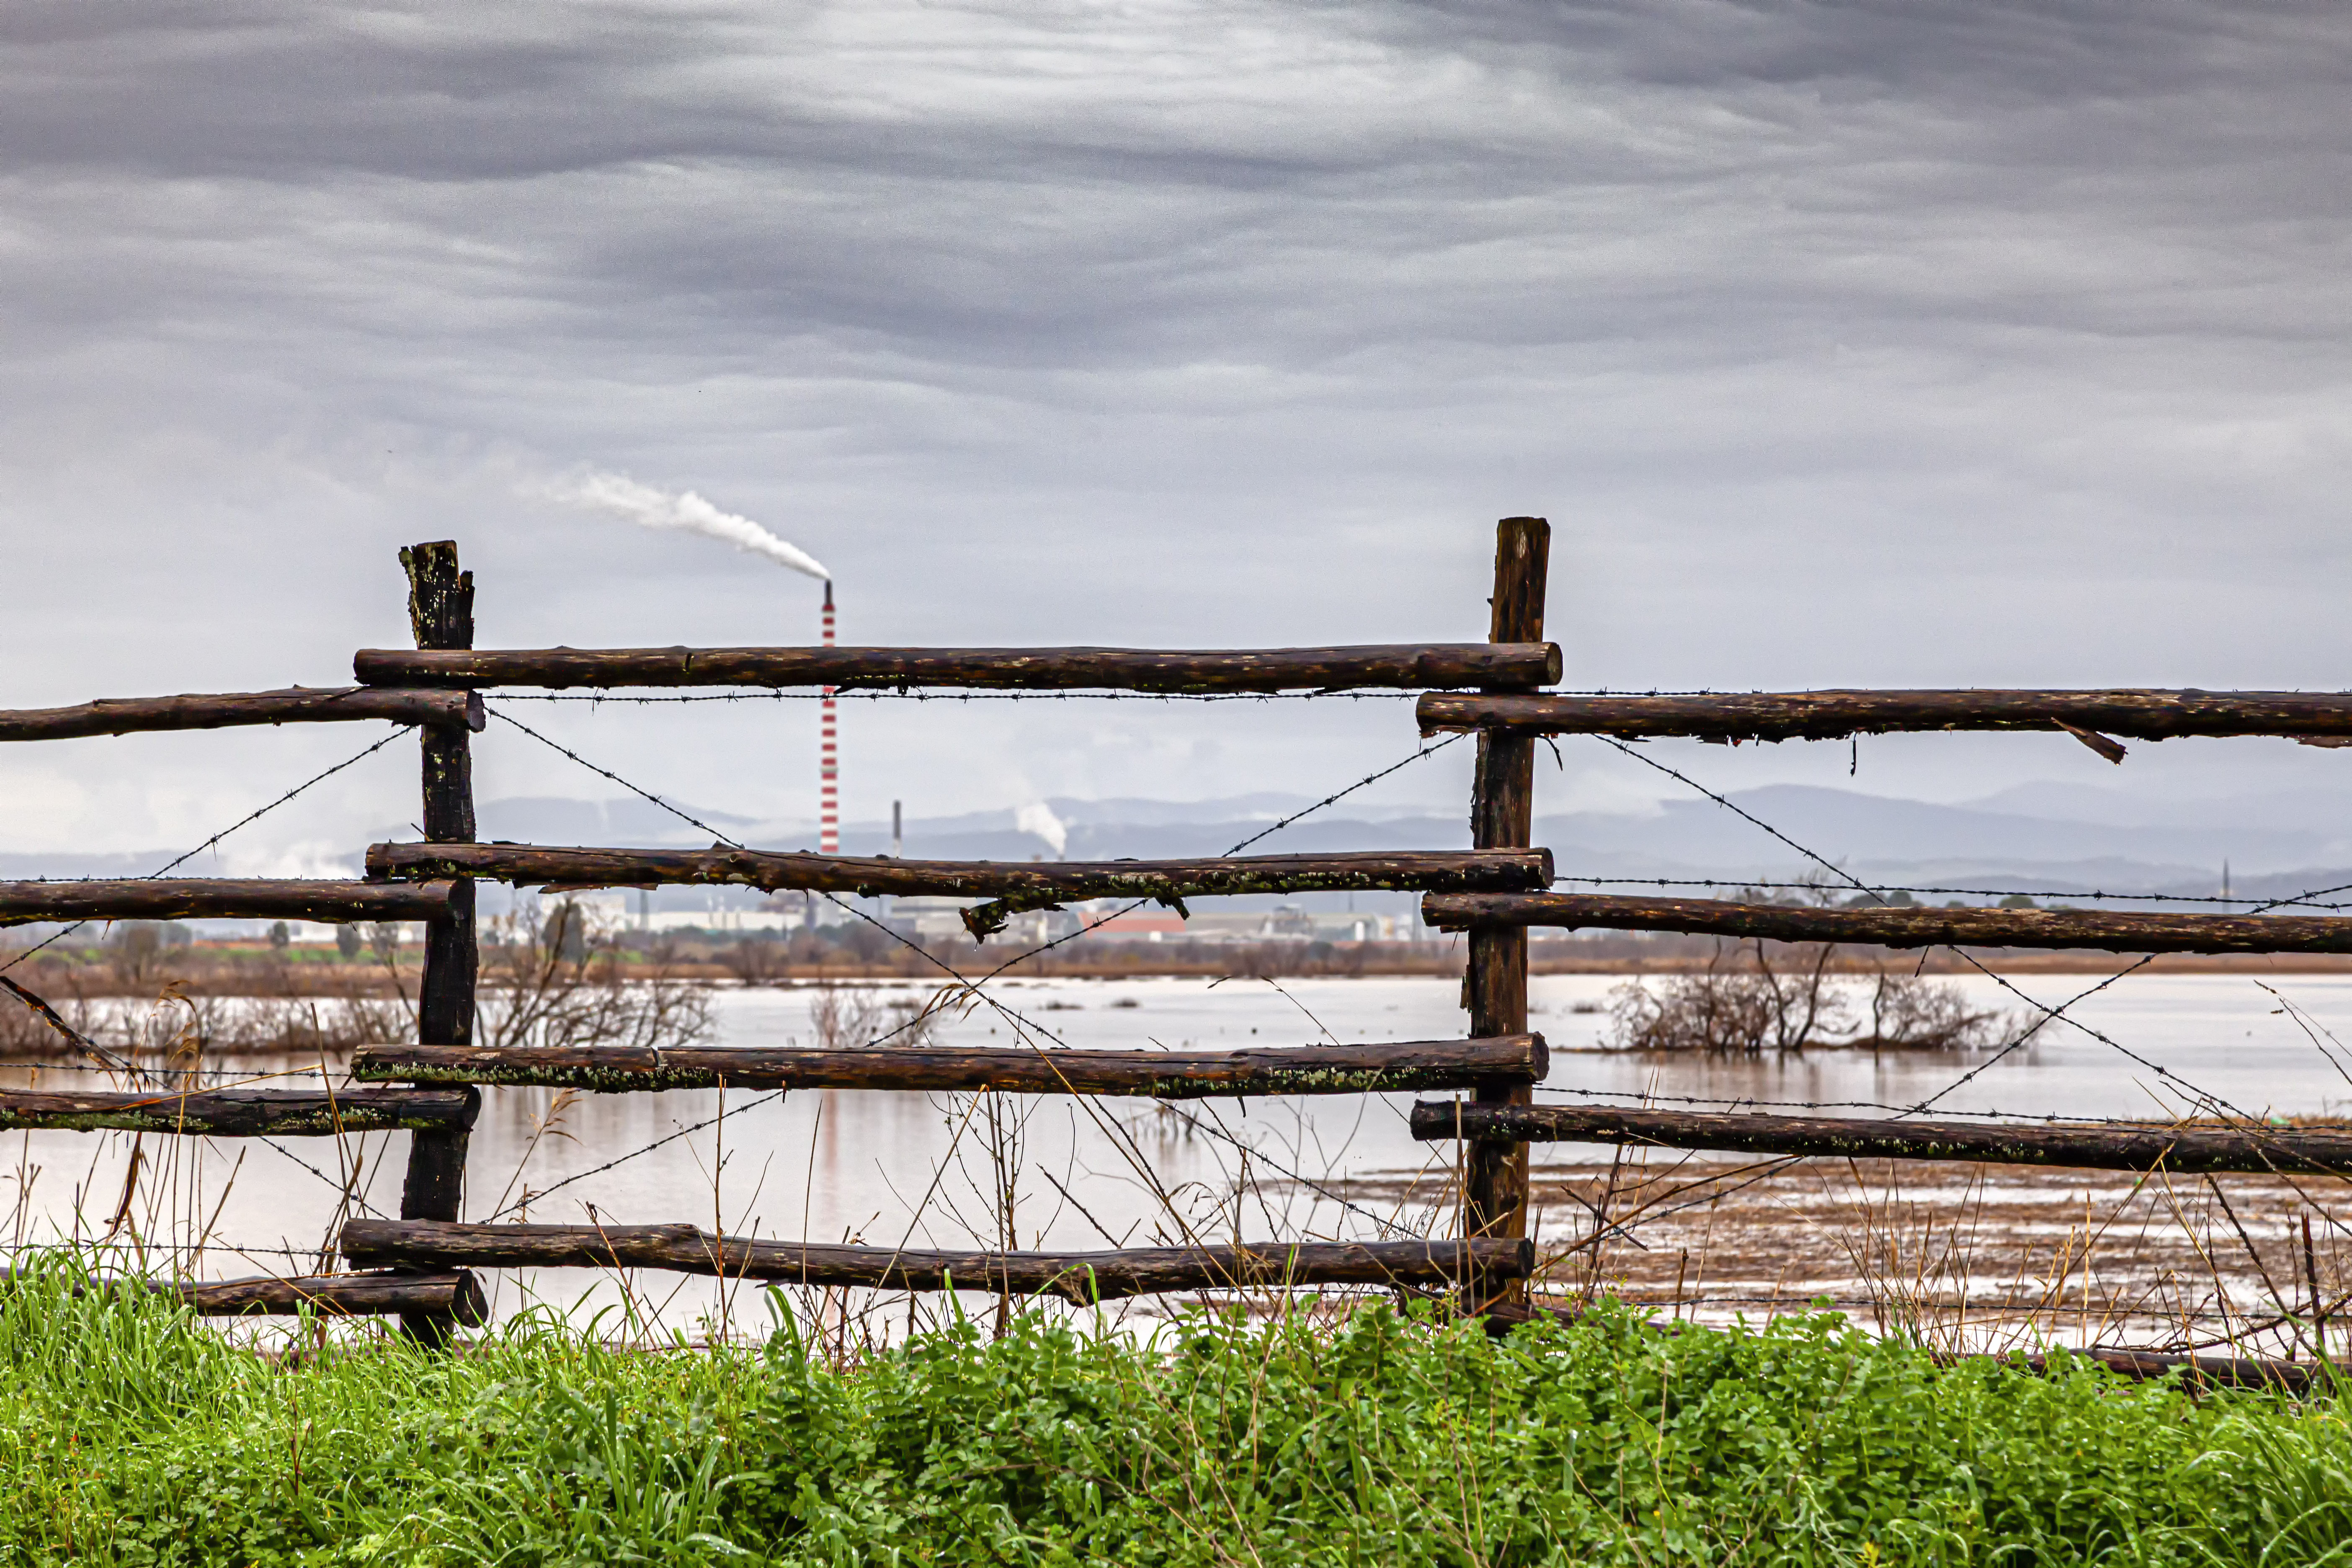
{"left": 1, "top": 0, "right": 2348, "bottom": 859}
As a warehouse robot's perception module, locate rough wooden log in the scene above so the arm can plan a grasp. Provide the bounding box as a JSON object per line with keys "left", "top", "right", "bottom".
{"left": 354, "top": 644, "right": 1563, "bottom": 693}
{"left": 0, "top": 1268, "right": 489, "bottom": 1323}
{"left": 175, "top": 1271, "right": 487, "bottom": 1321}
{"left": 1484, "top": 1295, "right": 2329, "bottom": 1393}
{"left": 1421, "top": 890, "right": 2352, "bottom": 955}
{"left": 0, "top": 878, "right": 456, "bottom": 929}
{"left": 1411, "top": 1102, "right": 2352, "bottom": 1175}
{"left": 2025, "top": 1346, "right": 2326, "bottom": 1394}
{"left": 0, "top": 1087, "right": 477, "bottom": 1137}
{"left": 0, "top": 687, "right": 480, "bottom": 743}
{"left": 1417, "top": 689, "right": 2352, "bottom": 743}
{"left": 1465, "top": 517, "right": 1548, "bottom": 1312}
{"left": 340, "top": 1220, "right": 1529, "bottom": 1302}
{"left": 368, "top": 843, "right": 1553, "bottom": 939}
{"left": 352, "top": 1035, "right": 1547, "bottom": 1097}
{"left": 396, "top": 541, "right": 479, "bottom": 1346}
{"left": 955, "top": 850, "right": 1551, "bottom": 937}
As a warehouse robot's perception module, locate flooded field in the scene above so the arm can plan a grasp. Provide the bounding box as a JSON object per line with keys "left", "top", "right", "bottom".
{"left": 7, "top": 970, "right": 2351, "bottom": 1353}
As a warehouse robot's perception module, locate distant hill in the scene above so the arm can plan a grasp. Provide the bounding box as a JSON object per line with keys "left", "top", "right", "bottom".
{"left": 9, "top": 780, "right": 2344, "bottom": 920}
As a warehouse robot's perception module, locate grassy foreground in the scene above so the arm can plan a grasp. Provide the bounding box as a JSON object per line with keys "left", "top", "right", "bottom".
{"left": 5, "top": 1273, "right": 2351, "bottom": 1565}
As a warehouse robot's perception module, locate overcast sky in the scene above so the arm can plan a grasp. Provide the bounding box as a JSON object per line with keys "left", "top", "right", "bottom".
{"left": 3, "top": 0, "right": 2348, "bottom": 869}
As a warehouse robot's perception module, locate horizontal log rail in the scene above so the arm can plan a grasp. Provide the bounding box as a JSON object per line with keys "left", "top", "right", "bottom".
{"left": 0, "top": 1087, "right": 477, "bottom": 1137}
{"left": 1410, "top": 1103, "right": 2352, "bottom": 1175}
{"left": 340, "top": 1220, "right": 1529, "bottom": 1303}
{"left": 0, "top": 1268, "right": 489, "bottom": 1322}
{"left": 353, "top": 1036, "right": 1547, "bottom": 1097}
{"left": 1998, "top": 1346, "right": 2327, "bottom": 1395}
{"left": 0, "top": 687, "right": 482, "bottom": 743}
{"left": 354, "top": 643, "right": 1562, "bottom": 693}
{"left": 1485, "top": 1294, "right": 2329, "bottom": 1393}
{"left": 0, "top": 878, "right": 459, "bottom": 929}
{"left": 172, "top": 1271, "right": 487, "bottom": 1320}
{"left": 370, "top": 843, "right": 1552, "bottom": 939}
{"left": 1421, "top": 891, "right": 2352, "bottom": 955}
{"left": 1417, "top": 689, "right": 2352, "bottom": 744}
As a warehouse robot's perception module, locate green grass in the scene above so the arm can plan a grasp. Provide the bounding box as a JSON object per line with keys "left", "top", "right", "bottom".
{"left": 5, "top": 1265, "right": 2351, "bottom": 1565}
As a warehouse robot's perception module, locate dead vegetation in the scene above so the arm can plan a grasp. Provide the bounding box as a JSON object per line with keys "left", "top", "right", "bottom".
{"left": 0, "top": 899, "right": 714, "bottom": 1064}
{"left": 1312, "top": 1145, "right": 2352, "bottom": 1364}
{"left": 1605, "top": 937, "right": 2009, "bottom": 1052}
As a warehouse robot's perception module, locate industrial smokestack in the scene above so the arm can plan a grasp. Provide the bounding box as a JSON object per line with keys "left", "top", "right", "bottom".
{"left": 820, "top": 580, "right": 838, "bottom": 856}
{"left": 540, "top": 470, "right": 837, "bottom": 859}
{"left": 892, "top": 799, "right": 903, "bottom": 859}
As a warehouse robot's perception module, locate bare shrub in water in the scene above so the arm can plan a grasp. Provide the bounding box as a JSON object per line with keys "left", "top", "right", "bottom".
{"left": 810, "top": 981, "right": 940, "bottom": 1050}
{"left": 0, "top": 904, "right": 716, "bottom": 1065}
{"left": 1607, "top": 938, "right": 2003, "bottom": 1053}
{"left": 469, "top": 900, "right": 714, "bottom": 1053}
{"left": 0, "top": 985, "right": 387, "bottom": 1065}
{"left": 1850, "top": 967, "right": 2004, "bottom": 1050}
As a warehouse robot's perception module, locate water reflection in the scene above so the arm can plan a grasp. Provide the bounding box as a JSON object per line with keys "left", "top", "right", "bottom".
{"left": 5, "top": 972, "right": 2349, "bottom": 1333}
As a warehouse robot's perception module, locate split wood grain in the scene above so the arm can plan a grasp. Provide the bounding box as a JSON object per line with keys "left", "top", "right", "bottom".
{"left": 353, "top": 1035, "right": 1547, "bottom": 1097}
{"left": 0, "top": 687, "right": 479, "bottom": 743}
{"left": 1421, "top": 891, "right": 2352, "bottom": 955}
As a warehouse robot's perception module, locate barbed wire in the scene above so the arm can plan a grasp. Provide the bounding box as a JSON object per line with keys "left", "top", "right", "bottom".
{"left": 807, "top": 890, "right": 1430, "bottom": 1241}
{"left": 481, "top": 709, "right": 1461, "bottom": 1239}
{"left": 482, "top": 708, "right": 738, "bottom": 843}
{"left": 0, "top": 728, "right": 416, "bottom": 1225}
{"left": 0, "top": 728, "right": 411, "bottom": 978}
{"left": 483, "top": 704, "right": 2352, "bottom": 1274}
{"left": 1549, "top": 874, "right": 2352, "bottom": 911}
{"left": 920, "top": 733, "right": 1466, "bottom": 988}
{"left": 474, "top": 686, "right": 1731, "bottom": 706}
{"left": 1520, "top": 1082, "right": 2352, "bottom": 1129}
{"left": 490, "top": 690, "right": 1420, "bottom": 705}
{"left": 478, "top": 1089, "right": 787, "bottom": 1224}
{"left": 482, "top": 695, "right": 1460, "bottom": 1042}
{"left": 1586, "top": 735, "right": 2256, "bottom": 1124}
{"left": 0, "top": 1060, "right": 339, "bottom": 1081}
{"left": 17, "top": 690, "right": 2334, "bottom": 1264}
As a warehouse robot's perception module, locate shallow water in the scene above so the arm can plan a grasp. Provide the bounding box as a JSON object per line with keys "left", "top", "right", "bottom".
{"left": 7, "top": 970, "right": 2350, "bottom": 1333}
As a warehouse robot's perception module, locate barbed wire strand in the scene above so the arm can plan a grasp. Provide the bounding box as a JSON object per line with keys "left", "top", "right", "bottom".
{"left": 470, "top": 706, "right": 2291, "bottom": 1242}
{"left": 0, "top": 728, "right": 416, "bottom": 1223}
{"left": 1522, "top": 1081, "right": 2351, "bottom": 1127}
{"left": 0, "top": 728, "right": 412, "bottom": 979}
{"left": 1585, "top": 735, "right": 2258, "bottom": 1124}
{"left": 479, "top": 686, "right": 1729, "bottom": 706}
{"left": 479, "top": 1091, "right": 787, "bottom": 1224}
{"left": 806, "top": 889, "right": 1427, "bottom": 1241}
{"left": 481, "top": 706, "right": 1460, "bottom": 1238}
{"left": 493, "top": 690, "right": 1418, "bottom": 705}
{"left": 482, "top": 709, "right": 739, "bottom": 844}
{"left": 1550, "top": 874, "right": 2352, "bottom": 911}
{"left": 488, "top": 699, "right": 1459, "bottom": 1047}
{"left": 1, "top": 1060, "right": 340, "bottom": 1082}
{"left": 928, "top": 732, "right": 1466, "bottom": 997}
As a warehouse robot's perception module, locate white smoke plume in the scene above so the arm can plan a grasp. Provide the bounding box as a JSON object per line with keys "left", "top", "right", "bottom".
{"left": 1015, "top": 801, "right": 1069, "bottom": 858}
{"left": 546, "top": 471, "right": 830, "bottom": 581}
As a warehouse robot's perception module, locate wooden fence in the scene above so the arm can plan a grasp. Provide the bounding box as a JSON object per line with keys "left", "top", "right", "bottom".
{"left": 0, "top": 524, "right": 1558, "bottom": 1333}
{"left": 1407, "top": 684, "right": 2352, "bottom": 1197}
{"left": 5, "top": 518, "right": 2349, "bottom": 1375}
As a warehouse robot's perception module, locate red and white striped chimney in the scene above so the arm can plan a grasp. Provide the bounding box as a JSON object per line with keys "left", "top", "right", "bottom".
{"left": 820, "top": 579, "right": 839, "bottom": 855}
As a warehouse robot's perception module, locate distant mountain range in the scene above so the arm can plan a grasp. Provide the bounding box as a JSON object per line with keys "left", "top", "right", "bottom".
{"left": 8, "top": 781, "right": 2345, "bottom": 915}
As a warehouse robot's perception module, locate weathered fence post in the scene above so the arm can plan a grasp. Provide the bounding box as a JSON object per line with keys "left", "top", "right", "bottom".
{"left": 395, "top": 542, "right": 479, "bottom": 1343}
{"left": 1463, "top": 517, "right": 1549, "bottom": 1310}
